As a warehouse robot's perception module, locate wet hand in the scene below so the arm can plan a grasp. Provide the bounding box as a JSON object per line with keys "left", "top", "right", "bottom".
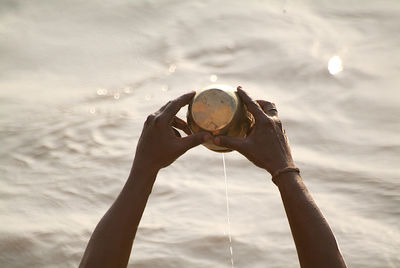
{"left": 213, "top": 87, "right": 294, "bottom": 175}
{"left": 133, "top": 92, "right": 211, "bottom": 174}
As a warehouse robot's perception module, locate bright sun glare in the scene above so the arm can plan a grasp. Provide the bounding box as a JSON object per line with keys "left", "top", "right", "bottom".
{"left": 328, "top": 55, "right": 343, "bottom": 75}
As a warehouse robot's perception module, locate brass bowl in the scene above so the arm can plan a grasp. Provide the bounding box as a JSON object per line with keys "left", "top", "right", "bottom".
{"left": 187, "top": 85, "right": 254, "bottom": 152}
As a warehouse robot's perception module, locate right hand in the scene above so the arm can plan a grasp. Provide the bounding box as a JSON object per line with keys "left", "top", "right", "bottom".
{"left": 133, "top": 92, "right": 211, "bottom": 175}
{"left": 213, "top": 87, "right": 295, "bottom": 175}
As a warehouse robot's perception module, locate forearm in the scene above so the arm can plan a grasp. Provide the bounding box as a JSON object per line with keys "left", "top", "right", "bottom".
{"left": 80, "top": 166, "right": 157, "bottom": 268}
{"left": 275, "top": 172, "right": 346, "bottom": 268}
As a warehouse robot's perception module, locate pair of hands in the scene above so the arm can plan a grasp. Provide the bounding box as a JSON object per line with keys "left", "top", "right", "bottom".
{"left": 132, "top": 87, "right": 294, "bottom": 176}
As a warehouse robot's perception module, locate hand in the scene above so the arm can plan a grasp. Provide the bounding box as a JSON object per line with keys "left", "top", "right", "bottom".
{"left": 133, "top": 92, "right": 212, "bottom": 174}
{"left": 213, "top": 87, "right": 294, "bottom": 175}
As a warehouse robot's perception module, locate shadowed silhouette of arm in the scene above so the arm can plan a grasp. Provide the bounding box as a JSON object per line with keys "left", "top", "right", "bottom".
{"left": 79, "top": 92, "right": 210, "bottom": 268}
{"left": 275, "top": 172, "right": 346, "bottom": 268}
{"left": 214, "top": 87, "right": 347, "bottom": 268}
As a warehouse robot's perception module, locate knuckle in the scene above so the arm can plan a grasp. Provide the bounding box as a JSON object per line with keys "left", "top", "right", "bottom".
{"left": 146, "top": 114, "right": 155, "bottom": 121}
{"left": 276, "top": 119, "right": 283, "bottom": 130}
{"left": 271, "top": 118, "right": 283, "bottom": 132}
{"left": 154, "top": 115, "right": 162, "bottom": 124}
{"left": 261, "top": 116, "right": 274, "bottom": 126}
{"left": 145, "top": 114, "right": 156, "bottom": 124}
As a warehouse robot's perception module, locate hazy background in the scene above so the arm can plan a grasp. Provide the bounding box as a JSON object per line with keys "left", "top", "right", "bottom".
{"left": 1, "top": 0, "right": 399, "bottom": 267}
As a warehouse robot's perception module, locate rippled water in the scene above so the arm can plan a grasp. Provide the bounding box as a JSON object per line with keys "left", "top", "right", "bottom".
{"left": 1, "top": 0, "right": 399, "bottom": 267}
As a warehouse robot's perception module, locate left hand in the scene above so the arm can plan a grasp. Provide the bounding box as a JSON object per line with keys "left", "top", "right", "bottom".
{"left": 132, "top": 92, "right": 211, "bottom": 174}
{"left": 213, "top": 87, "right": 294, "bottom": 176}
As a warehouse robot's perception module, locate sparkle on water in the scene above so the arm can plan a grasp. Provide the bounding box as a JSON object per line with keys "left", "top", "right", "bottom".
{"left": 97, "top": 88, "right": 108, "bottom": 96}
{"left": 161, "top": 85, "right": 169, "bottom": 92}
{"left": 328, "top": 55, "right": 343, "bottom": 75}
{"left": 168, "top": 64, "right": 177, "bottom": 73}
{"left": 222, "top": 153, "right": 234, "bottom": 268}
{"left": 123, "top": 87, "right": 131, "bottom": 94}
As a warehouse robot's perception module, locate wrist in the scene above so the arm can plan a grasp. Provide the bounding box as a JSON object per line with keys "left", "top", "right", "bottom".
{"left": 270, "top": 166, "right": 300, "bottom": 187}
{"left": 131, "top": 157, "right": 160, "bottom": 176}
{"left": 124, "top": 166, "right": 158, "bottom": 200}
{"left": 130, "top": 161, "right": 159, "bottom": 184}
{"left": 265, "top": 159, "right": 295, "bottom": 176}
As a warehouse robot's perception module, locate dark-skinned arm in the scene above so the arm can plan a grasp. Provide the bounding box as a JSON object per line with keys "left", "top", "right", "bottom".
{"left": 79, "top": 167, "right": 157, "bottom": 268}
{"left": 276, "top": 172, "right": 346, "bottom": 268}
{"left": 214, "top": 87, "right": 347, "bottom": 268}
{"left": 79, "top": 92, "right": 210, "bottom": 268}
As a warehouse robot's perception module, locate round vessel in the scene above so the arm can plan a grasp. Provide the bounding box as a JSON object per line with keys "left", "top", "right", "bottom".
{"left": 187, "top": 85, "right": 254, "bottom": 152}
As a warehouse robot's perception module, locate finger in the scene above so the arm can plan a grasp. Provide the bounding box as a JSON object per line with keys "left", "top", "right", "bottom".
{"left": 172, "top": 128, "right": 182, "bottom": 138}
{"left": 161, "top": 91, "right": 196, "bottom": 121}
{"left": 179, "top": 131, "right": 212, "bottom": 154}
{"left": 256, "top": 100, "right": 278, "bottom": 117}
{"left": 172, "top": 116, "right": 192, "bottom": 135}
{"left": 236, "top": 87, "right": 265, "bottom": 120}
{"left": 214, "top": 135, "right": 245, "bottom": 152}
{"left": 156, "top": 100, "right": 172, "bottom": 115}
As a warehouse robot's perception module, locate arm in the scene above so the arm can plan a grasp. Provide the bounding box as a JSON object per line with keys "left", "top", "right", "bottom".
{"left": 276, "top": 172, "right": 346, "bottom": 268}
{"left": 214, "top": 87, "right": 346, "bottom": 268}
{"left": 79, "top": 167, "right": 157, "bottom": 268}
{"left": 79, "top": 92, "right": 210, "bottom": 268}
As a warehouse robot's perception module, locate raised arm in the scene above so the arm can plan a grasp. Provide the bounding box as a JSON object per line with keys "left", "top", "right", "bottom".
{"left": 214, "top": 87, "right": 347, "bottom": 268}
{"left": 79, "top": 92, "right": 210, "bottom": 268}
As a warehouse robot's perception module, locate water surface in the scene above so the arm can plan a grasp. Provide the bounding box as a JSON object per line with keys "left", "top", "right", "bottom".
{"left": 1, "top": 0, "right": 399, "bottom": 267}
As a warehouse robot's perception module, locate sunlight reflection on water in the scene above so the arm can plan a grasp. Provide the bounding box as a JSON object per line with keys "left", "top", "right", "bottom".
{"left": 328, "top": 55, "right": 343, "bottom": 75}
{"left": 0, "top": 1, "right": 399, "bottom": 268}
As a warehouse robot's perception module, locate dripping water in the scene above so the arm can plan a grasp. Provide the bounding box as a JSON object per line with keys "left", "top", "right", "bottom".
{"left": 222, "top": 153, "right": 234, "bottom": 268}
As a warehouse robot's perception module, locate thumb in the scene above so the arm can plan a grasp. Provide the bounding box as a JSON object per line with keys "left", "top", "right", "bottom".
{"left": 179, "top": 132, "right": 211, "bottom": 153}
{"left": 214, "top": 135, "right": 245, "bottom": 152}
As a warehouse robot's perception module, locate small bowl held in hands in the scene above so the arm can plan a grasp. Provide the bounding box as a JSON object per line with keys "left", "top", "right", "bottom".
{"left": 187, "top": 85, "right": 254, "bottom": 152}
